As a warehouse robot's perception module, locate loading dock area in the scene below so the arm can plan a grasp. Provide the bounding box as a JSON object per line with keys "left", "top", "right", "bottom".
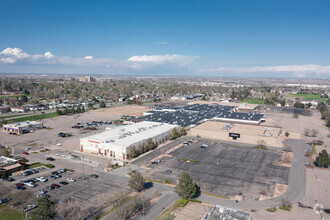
{"left": 189, "top": 121, "right": 283, "bottom": 147}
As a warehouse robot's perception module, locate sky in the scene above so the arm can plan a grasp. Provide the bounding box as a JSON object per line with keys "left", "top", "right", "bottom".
{"left": 0, "top": 0, "right": 330, "bottom": 78}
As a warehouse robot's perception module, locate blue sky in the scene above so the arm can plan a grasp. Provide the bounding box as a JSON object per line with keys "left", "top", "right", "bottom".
{"left": 0, "top": 0, "right": 330, "bottom": 78}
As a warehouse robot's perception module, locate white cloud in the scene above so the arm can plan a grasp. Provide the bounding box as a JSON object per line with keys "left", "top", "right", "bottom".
{"left": 202, "top": 64, "right": 330, "bottom": 76}
{"left": 0, "top": 48, "right": 198, "bottom": 74}
{"left": 156, "top": 42, "right": 168, "bottom": 45}
{"left": 84, "top": 56, "right": 93, "bottom": 60}
{"left": 128, "top": 54, "right": 198, "bottom": 65}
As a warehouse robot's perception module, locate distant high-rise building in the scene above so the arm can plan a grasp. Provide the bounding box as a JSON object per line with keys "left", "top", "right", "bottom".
{"left": 79, "top": 76, "right": 96, "bottom": 82}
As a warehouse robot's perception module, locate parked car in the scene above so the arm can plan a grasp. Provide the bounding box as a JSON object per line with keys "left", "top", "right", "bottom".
{"left": 26, "top": 182, "right": 37, "bottom": 187}
{"left": 51, "top": 184, "right": 60, "bottom": 189}
{"left": 46, "top": 185, "right": 54, "bottom": 190}
{"left": 16, "top": 183, "right": 23, "bottom": 187}
{"left": 4, "top": 177, "right": 15, "bottom": 182}
{"left": 50, "top": 176, "right": 57, "bottom": 180}
{"left": 67, "top": 178, "right": 76, "bottom": 182}
{"left": 38, "top": 190, "right": 47, "bottom": 194}
{"left": 90, "top": 174, "right": 98, "bottom": 178}
{"left": 54, "top": 174, "right": 62, "bottom": 178}
{"left": 46, "top": 157, "right": 55, "bottom": 161}
{"left": 22, "top": 152, "right": 29, "bottom": 155}
{"left": 57, "top": 168, "right": 66, "bottom": 173}
{"left": 25, "top": 147, "right": 31, "bottom": 151}
{"left": 23, "top": 204, "right": 37, "bottom": 212}
{"left": 17, "top": 186, "right": 26, "bottom": 190}
{"left": 59, "top": 181, "right": 68, "bottom": 185}
{"left": 165, "top": 170, "right": 172, "bottom": 174}
{"left": 0, "top": 198, "right": 10, "bottom": 204}
{"left": 36, "top": 177, "right": 48, "bottom": 182}
{"left": 30, "top": 169, "right": 39, "bottom": 174}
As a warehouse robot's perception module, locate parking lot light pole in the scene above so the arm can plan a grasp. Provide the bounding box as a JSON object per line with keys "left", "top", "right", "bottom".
{"left": 82, "top": 156, "right": 85, "bottom": 179}
{"left": 142, "top": 196, "right": 145, "bottom": 219}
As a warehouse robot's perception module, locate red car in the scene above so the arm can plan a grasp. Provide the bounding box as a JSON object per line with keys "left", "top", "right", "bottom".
{"left": 51, "top": 184, "right": 60, "bottom": 189}
{"left": 15, "top": 183, "right": 23, "bottom": 187}
{"left": 22, "top": 152, "right": 29, "bottom": 155}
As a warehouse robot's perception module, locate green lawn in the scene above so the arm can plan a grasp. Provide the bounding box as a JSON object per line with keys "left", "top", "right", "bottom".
{"left": 290, "top": 94, "right": 323, "bottom": 101}
{"left": 0, "top": 204, "right": 24, "bottom": 220}
{"left": 0, "top": 94, "right": 31, "bottom": 99}
{"left": 0, "top": 114, "right": 30, "bottom": 120}
{"left": 240, "top": 98, "right": 264, "bottom": 104}
{"left": 155, "top": 199, "right": 189, "bottom": 220}
{"left": 312, "top": 145, "right": 317, "bottom": 154}
{"left": 6, "top": 112, "right": 59, "bottom": 123}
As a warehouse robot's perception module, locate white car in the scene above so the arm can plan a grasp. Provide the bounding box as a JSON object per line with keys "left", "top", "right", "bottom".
{"left": 67, "top": 178, "right": 76, "bottom": 182}
{"left": 25, "top": 147, "right": 31, "bottom": 151}
{"left": 36, "top": 177, "right": 48, "bottom": 182}
{"left": 57, "top": 143, "right": 62, "bottom": 146}
{"left": 25, "top": 182, "right": 37, "bottom": 187}
{"left": 24, "top": 204, "right": 37, "bottom": 212}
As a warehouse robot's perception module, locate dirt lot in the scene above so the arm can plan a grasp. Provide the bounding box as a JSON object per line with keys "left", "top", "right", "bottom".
{"left": 94, "top": 104, "right": 149, "bottom": 117}
{"left": 141, "top": 139, "right": 289, "bottom": 200}
{"left": 174, "top": 202, "right": 213, "bottom": 220}
{"left": 264, "top": 110, "right": 330, "bottom": 149}
{"left": 0, "top": 109, "right": 119, "bottom": 155}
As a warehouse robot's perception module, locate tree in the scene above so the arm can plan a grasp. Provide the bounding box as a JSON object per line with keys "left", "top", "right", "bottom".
{"left": 128, "top": 172, "right": 145, "bottom": 192}
{"left": 169, "top": 128, "right": 179, "bottom": 140}
{"left": 99, "top": 101, "right": 106, "bottom": 108}
{"left": 3, "top": 148, "right": 10, "bottom": 157}
{"left": 280, "top": 99, "right": 286, "bottom": 107}
{"left": 129, "top": 146, "right": 138, "bottom": 158}
{"left": 285, "top": 131, "right": 290, "bottom": 137}
{"left": 55, "top": 199, "right": 85, "bottom": 220}
{"left": 138, "top": 144, "right": 144, "bottom": 155}
{"left": 76, "top": 106, "right": 81, "bottom": 113}
{"left": 1, "top": 172, "right": 7, "bottom": 179}
{"left": 146, "top": 138, "right": 154, "bottom": 151}
{"left": 180, "top": 127, "right": 187, "bottom": 136}
{"left": 31, "top": 197, "right": 55, "bottom": 220}
{"left": 56, "top": 109, "right": 63, "bottom": 115}
{"left": 92, "top": 96, "right": 99, "bottom": 103}
{"left": 20, "top": 95, "right": 28, "bottom": 102}
{"left": 294, "top": 101, "right": 305, "bottom": 109}
{"left": 174, "top": 172, "right": 197, "bottom": 199}
{"left": 63, "top": 108, "right": 69, "bottom": 115}
{"left": 315, "top": 149, "right": 330, "bottom": 167}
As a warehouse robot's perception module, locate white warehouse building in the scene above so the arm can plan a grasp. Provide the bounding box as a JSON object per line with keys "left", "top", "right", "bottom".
{"left": 80, "top": 121, "right": 180, "bottom": 160}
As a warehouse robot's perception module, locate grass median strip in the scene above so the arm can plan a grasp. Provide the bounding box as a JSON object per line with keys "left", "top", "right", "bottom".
{"left": 28, "top": 162, "right": 54, "bottom": 169}
{"left": 201, "top": 191, "right": 229, "bottom": 199}
{"left": 266, "top": 208, "right": 277, "bottom": 212}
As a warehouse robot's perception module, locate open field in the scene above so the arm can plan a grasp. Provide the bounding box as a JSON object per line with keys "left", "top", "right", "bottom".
{"left": 141, "top": 139, "right": 289, "bottom": 200}
{"left": 94, "top": 104, "right": 149, "bottom": 117}
{"left": 286, "top": 93, "right": 326, "bottom": 101}
{"left": 240, "top": 98, "right": 264, "bottom": 104}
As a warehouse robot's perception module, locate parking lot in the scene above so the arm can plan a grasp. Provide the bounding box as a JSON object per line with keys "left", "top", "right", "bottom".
{"left": 2, "top": 160, "right": 129, "bottom": 216}
{"left": 142, "top": 139, "right": 290, "bottom": 200}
